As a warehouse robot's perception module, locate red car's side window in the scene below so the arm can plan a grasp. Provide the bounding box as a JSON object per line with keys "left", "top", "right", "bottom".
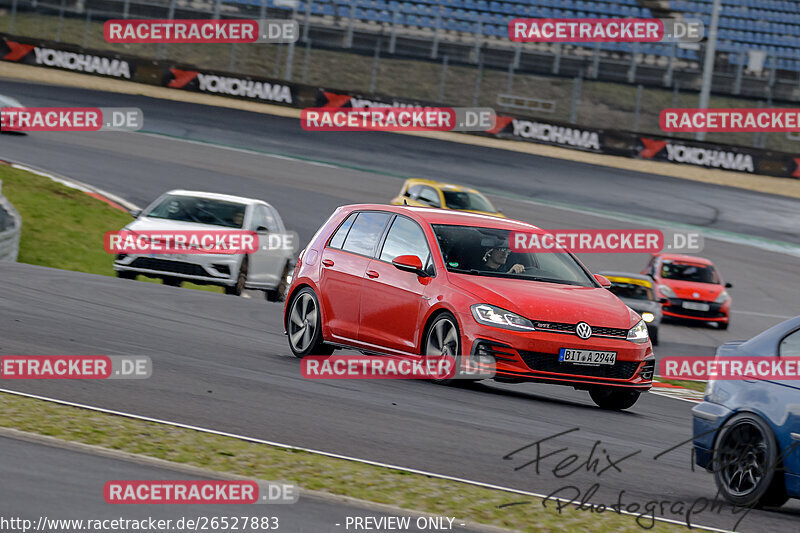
{"left": 328, "top": 213, "right": 357, "bottom": 249}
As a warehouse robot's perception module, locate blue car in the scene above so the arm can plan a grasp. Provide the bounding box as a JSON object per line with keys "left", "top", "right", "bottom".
{"left": 693, "top": 316, "right": 800, "bottom": 507}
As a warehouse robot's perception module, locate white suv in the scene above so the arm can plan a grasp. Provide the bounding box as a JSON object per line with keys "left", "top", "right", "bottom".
{"left": 113, "top": 190, "right": 295, "bottom": 300}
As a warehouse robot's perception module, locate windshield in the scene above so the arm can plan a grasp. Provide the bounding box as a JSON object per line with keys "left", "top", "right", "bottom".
{"left": 607, "top": 280, "right": 654, "bottom": 301}
{"left": 661, "top": 261, "right": 718, "bottom": 284}
{"left": 442, "top": 191, "right": 496, "bottom": 212}
{"left": 145, "top": 195, "right": 247, "bottom": 228}
{"left": 432, "top": 224, "right": 595, "bottom": 286}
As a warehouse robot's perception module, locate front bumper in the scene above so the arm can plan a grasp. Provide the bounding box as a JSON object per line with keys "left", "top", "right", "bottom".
{"left": 458, "top": 312, "right": 653, "bottom": 390}
{"left": 662, "top": 298, "right": 729, "bottom": 322}
{"left": 692, "top": 401, "right": 731, "bottom": 470}
{"left": 114, "top": 253, "right": 238, "bottom": 286}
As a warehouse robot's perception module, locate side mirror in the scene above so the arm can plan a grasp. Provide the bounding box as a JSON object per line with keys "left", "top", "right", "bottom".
{"left": 392, "top": 255, "right": 428, "bottom": 277}
{"left": 130, "top": 209, "right": 142, "bottom": 218}
{"left": 256, "top": 226, "right": 269, "bottom": 233}
{"left": 725, "top": 282, "right": 733, "bottom": 288}
{"left": 594, "top": 274, "right": 611, "bottom": 288}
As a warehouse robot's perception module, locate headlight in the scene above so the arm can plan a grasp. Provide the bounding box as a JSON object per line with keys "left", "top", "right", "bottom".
{"left": 714, "top": 291, "right": 728, "bottom": 304}
{"left": 659, "top": 284, "right": 676, "bottom": 298}
{"left": 471, "top": 304, "right": 536, "bottom": 332}
{"left": 641, "top": 312, "right": 655, "bottom": 323}
{"left": 627, "top": 319, "right": 649, "bottom": 343}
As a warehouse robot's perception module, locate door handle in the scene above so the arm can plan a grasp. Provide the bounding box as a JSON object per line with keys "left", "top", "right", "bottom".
{"left": 322, "top": 259, "right": 334, "bottom": 267}
{"left": 366, "top": 270, "right": 380, "bottom": 279}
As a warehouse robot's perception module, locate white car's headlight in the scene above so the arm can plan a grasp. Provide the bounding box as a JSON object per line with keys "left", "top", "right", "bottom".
{"left": 659, "top": 284, "right": 676, "bottom": 298}
{"left": 627, "top": 319, "right": 649, "bottom": 343}
{"left": 714, "top": 291, "right": 728, "bottom": 304}
{"left": 471, "top": 304, "right": 536, "bottom": 332}
{"left": 641, "top": 312, "right": 656, "bottom": 323}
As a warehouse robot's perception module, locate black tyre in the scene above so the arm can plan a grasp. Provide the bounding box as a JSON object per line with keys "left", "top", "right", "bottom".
{"left": 162, "top": 276, "right": 182, "bottom": 287}
{"left": 225, "top": 257, "right": 248, "bottom": 296}
{"left": 423, "top": 312, "right": 461, "bottom": 384}
{"left": 712, "top": 413, "right": 788, "bottom": 508}
{"left": 286, "top": 287, "right": 333, "bottom": 358}
{"left": 718, "top": 320, "right": 729, "bottom": 331}
{"left": 589, "top": 387, "right": 640, "bottom": 410}
{"left": 116, "top": 270, "right": 137, "bottom": 280}
{"left": 266, "top": 262, "right": 290, "bottom": 303}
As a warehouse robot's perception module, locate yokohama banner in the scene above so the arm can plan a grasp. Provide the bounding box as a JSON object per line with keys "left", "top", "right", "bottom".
{"left": 162, "top": 66, "right": 298, "bottom": 106}
{"left": 487, "top": 114, "right": 603, "bottom": 151}
{"left": 633, "top": 136, "right": 799, "bottom": 177}
{"left": 1, "top": 34, "right": 135, "bottom": 80}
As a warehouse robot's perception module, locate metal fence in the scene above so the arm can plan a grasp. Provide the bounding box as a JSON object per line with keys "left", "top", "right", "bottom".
{"left": 0, "top": 180, "right": 22, "bottom": 262}
{"left": 3, "top": 0, "right": 800, "bottom": 150}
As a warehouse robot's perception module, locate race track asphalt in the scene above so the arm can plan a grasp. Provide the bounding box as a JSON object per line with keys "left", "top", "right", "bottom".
{"left": 1, "top": 78, "right": 799, "bottom": 531}
{"left": 0, "top": 433, "right": 482, "bottom": 533}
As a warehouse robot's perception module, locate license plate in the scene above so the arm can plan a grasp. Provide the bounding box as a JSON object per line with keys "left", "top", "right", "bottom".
{"left": 559, "top": 348, "right": 617, "bottom": 366}
{"left": 150, "top": 253, "right": 183, "bottom": 260}
{"left": 682, "top": 301, "right": 710, "bottom": 311}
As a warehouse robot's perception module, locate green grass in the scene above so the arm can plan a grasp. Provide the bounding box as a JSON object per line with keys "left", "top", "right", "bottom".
{"left": 0, "top": 163, "right": 221, "bottom": 292}
{"left": 655, "top": 378, "right": 707, "bottom": 393}
{"left": 0, "top": 392, "right": 691, "bottom": 533}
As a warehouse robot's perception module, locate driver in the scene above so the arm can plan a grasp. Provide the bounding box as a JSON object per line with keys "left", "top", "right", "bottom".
{"left": 482, "top": 239, "right": 525, "bottom": 274}
{"left": 232, "top": 211, "right": 244, "bottom": 228}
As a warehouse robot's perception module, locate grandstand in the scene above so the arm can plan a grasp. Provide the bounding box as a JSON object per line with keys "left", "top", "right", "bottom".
{"left": 259, "top": 0, "right": 800, "bottom": 74}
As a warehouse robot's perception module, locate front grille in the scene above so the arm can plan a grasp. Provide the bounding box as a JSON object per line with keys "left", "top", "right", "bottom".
{"left": 519, "top": 351, "right": 641, "bottom": 380}
{"left": 532, "top": 321, "right": 627, "bottom": 338}
{"left": 129, "top": 258, "right": 208, "bottom": 277}
{"left": 592, "top": 326, "right": 628, "bottom": 337}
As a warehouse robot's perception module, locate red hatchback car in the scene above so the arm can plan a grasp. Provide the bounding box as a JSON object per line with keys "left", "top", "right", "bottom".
{"left": 284, "top": 205, "right": 654, "bottom": 410}
{"left": 643, "top": 253, "right": 732, "bottom": 329}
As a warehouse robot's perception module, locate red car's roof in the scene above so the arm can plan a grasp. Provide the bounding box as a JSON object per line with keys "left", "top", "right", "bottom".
{"left": 340, "top": 204, "right": 540, "bottom": 230}
{"left": 655, "top": 253, "right": 714, "bottom": 266}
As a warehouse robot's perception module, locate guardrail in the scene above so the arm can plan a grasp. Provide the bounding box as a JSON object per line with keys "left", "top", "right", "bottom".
{"left": 0, "top": 180, "right": 22, "bottom": 262}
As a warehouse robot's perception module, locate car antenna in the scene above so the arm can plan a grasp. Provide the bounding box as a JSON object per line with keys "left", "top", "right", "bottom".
{"left": 403, "top": 199, "right": 408, "bottom": 205}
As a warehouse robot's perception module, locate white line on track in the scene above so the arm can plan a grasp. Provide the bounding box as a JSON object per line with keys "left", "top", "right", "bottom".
{"left": 731, "top": 310, "right": 794, "bottom": 319}
{"left": 0, "top": 388, "right": 733, "bottom": 533}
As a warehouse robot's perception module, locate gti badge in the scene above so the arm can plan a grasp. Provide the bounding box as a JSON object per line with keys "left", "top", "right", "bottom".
{"left": 576, "top": 322, "right": 592, "bottom": 340}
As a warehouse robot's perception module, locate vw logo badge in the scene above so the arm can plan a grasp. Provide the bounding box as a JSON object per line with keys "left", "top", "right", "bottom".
{"left": 576, "top": 322, "right": 592, "bottom": 339}
{"left": 693, "top": 292, "right": 700, "bottom": 298}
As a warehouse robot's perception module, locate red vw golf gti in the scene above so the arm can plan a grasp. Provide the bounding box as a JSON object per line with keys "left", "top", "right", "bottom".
{"left": 284, "top": 205, "right": 654, "bottom": 410}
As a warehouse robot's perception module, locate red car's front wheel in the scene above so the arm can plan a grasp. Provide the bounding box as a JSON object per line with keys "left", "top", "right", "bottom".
{"left": 287, "top": 287, "right": 333, "bottom": 358}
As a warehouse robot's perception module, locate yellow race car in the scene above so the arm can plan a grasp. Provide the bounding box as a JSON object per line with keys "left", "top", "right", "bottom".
{"left": 390, "top": 179, "right": 505, "bottom": 217}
